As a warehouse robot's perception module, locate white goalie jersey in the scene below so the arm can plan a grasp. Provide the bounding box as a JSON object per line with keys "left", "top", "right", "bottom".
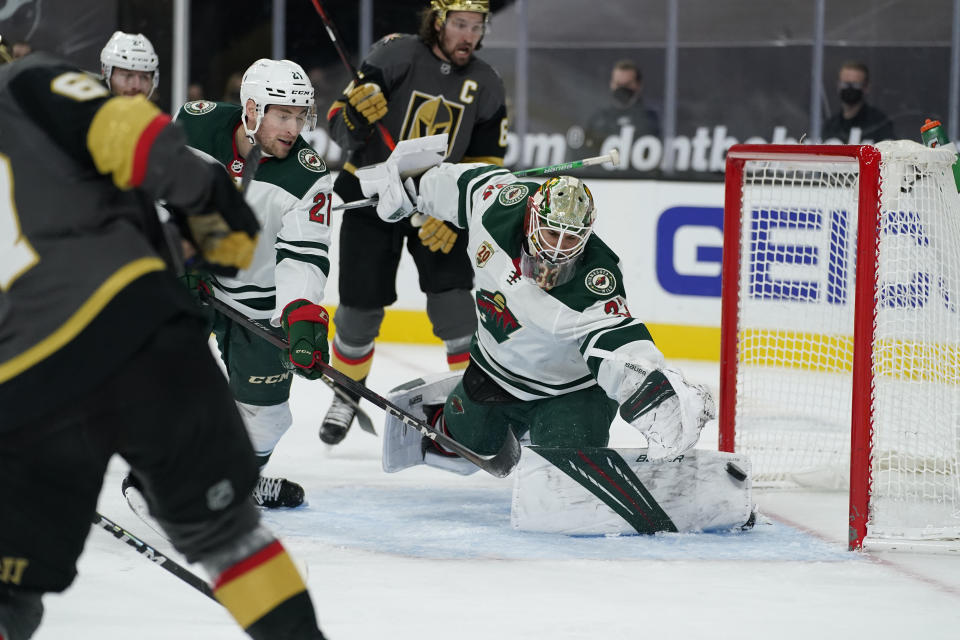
{"left": 416, "top": 164, "right": 667, "bottom": 403}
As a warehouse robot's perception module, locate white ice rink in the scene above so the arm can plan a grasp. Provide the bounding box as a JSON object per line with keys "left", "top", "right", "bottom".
{"left": 33, "top": 343, "right": 960, "bottom": 639}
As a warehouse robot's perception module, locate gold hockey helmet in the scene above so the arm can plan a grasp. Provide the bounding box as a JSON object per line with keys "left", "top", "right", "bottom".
{"left": 430, "top": 0, "right": 489, "bottom": 22}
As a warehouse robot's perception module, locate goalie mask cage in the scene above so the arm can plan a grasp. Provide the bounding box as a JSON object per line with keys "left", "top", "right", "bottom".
{"left": 719, "top": 142, "right": 960, "bottom": 551}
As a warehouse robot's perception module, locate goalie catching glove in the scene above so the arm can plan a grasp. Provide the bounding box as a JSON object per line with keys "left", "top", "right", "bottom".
{"left": 417, "top": 215, "right": 459, "bottom": 253}
{"left": 281, "top": 299, "right": 330, "bottom": 379}
{"left": 356, "top": 157, "right": 419, "bottom": 222}
{"left": 342, "top": 80, "right": 387, "bottom": 132}
{"left": 619, "top": 367, "right": 716, "bottom": 460}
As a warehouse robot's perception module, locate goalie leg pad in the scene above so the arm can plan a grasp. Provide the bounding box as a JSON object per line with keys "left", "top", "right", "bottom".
{"left": 511, "top": 447, "right": 753, "bottom": 535}
{"left": 382, "top": 371, "right": 464, "bottom": 473}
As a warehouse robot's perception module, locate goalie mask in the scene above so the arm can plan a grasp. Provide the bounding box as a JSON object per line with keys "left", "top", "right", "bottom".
{"left": 521, "top": 176, "right": 596, "bottom": 290}
{"left": 239, "top": 58, "right": 317, "bottom": 142}
{"left": 100, "top": 31, "right": 159, "bottom": 98}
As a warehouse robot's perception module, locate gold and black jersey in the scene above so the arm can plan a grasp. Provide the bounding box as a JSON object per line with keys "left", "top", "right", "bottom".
{"left": 0, "top": 53, "right": 201, "bottom": 430}
{"left": 327, "top": 34, "right": 508, "bottom": 173}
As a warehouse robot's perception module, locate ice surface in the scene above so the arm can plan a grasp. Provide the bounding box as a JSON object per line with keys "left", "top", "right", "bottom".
{"left": 33, "top": 345, "right": 960, "bottom": 639}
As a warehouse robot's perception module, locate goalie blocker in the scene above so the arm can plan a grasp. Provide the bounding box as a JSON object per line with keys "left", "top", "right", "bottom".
{"left": 383, "top": 373, "right": 754, "bottom": 535}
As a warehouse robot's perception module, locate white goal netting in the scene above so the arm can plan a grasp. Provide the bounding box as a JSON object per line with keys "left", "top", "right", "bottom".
{"left": 727, "top": 140, "right": 960, "bottom": 543}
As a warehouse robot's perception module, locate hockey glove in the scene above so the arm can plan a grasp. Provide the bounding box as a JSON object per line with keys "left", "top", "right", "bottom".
{"left": 345, "top": 81, "right": 387, "bottom": 127}
{"left": 281, "top": 299, "right": 330, "bottom": 379}
{"left": 357, "top": 158, "right": 418, "bottom": 222}
{"left": 619, "top": 368, "right": 715, "bottom": 460}
{"left": 417, "top": 216, "right": 459, "bottom": 253}
{"left": 178, "top": 270, "right": 212, "bottom": 303}
{"left": 181, "top": 163, "right": 260, "bottom": 276}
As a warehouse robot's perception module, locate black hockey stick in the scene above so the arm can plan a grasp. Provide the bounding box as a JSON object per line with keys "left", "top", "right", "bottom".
{"left": 308, "top": 0, "right": 397, "bottom": 151}
{"left": 92, "top": 512, "right": 216, "bottom": 601}
{"left": 199, "top": 291, "right": 376, "bottom": 437}
{"left": 204, "top": 294, "right": 521, "bottom": 478}
{"left": 240, "top": 143, "right": 262, "bottom": 192}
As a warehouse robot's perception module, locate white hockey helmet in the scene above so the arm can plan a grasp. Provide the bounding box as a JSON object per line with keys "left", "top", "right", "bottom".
{"left": 100, "top": 31, "right": 159, "bottom": 98}
{"left": 520, "top": 176, "right": 596, "bottom": 290}
{"left": 239, "top": 58, "right": 317, "bottom": 141}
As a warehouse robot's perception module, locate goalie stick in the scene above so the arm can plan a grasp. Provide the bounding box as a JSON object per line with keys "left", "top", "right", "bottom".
{"left": 332, "top": 149, "right": 622, "bottom": 212}
{"left": 92, "top": 512, "right": 216, "bottom": 601}
{"left": 198, "top": 291, "right": 377, "bottom": 437}
{"left": 204, "top": 293, "right": 522, "bottom": 478}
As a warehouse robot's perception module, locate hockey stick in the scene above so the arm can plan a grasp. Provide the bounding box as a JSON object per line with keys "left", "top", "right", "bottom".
{"left": 240, "top": 143, "right": 262, "bottom": 192}
{"left": 92, "top": 512, "right": 216, "bottom": 601}
{"left": 332, "top": 149, "right": 622, "bottom": 212}
{"left": 204, "top": 294, "right": 521, "bottom": 478}
{"left": 308, "top": 0, "right": 397, "bottom": 151}
{"left": 199, "top": 291, "right": 377, "bottom": 437}
{"left": 511, "top": 148, "right": 620, "bottom": 177}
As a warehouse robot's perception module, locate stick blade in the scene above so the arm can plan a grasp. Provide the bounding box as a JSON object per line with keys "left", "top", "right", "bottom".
{"left": 477, "top": 428, "right": 522, "bottom": 478}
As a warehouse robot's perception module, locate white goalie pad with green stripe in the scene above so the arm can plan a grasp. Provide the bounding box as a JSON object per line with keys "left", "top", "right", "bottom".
{"left": 511, "top": 447, "right": 754, "bottom": 535}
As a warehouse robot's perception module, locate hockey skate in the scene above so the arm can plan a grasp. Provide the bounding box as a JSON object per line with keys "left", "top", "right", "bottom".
{"left": 319, "top": 388, "right": 361, "bottom": 445}
{"left": 252, "top": 476, "right": 304, "bottom": 508}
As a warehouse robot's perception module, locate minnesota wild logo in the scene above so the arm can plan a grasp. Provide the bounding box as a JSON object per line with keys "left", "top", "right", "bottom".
{"left": 298, "top": 149, "right": 326, "bottom": 173}
{"left": 183, "top": 100, "right": 216, "bottom": 115}
{"left": 476, "top": 289, "right": 521, "bottom": 343}
{"left": 585, "top": 268, "right": 616, "bottom": 295}
{"left": 498, "top": 184, "right": 528, "bottom": 207}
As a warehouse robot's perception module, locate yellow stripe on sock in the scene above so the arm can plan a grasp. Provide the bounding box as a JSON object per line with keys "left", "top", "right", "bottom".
{"left": 214, "top": 544, "right": 306, "bottom": 629}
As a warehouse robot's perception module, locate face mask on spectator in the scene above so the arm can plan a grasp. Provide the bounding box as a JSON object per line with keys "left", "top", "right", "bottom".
{"left": 839, "top": 83, "right": 864, "bottom": 106}
{"left": 612, "top": 86, "right": 636, "bottom": 106}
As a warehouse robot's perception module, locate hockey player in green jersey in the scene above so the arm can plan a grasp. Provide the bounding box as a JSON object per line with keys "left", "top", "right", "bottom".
{"left": 321, "top": 0, "right": 508, "bottom": 446}
{"left": 0, "top": 52, "right": 327, "bottom": 640}
{"left": 170, "top": 58, "right": 334, "bottom": 508}
{"left": 359, "top": 158, "right": 716, "bottom": 474}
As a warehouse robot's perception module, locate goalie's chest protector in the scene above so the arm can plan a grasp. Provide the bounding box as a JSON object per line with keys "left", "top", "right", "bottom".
{"left": 465, "top": 186, "right": 602, "bottom": 400}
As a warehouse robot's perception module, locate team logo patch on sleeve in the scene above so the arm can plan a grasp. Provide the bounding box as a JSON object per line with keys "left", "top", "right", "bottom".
{"left": 497, "top": 184, "right": 529, "bottom": 206}
{"left": 585, "top": 268, "right": 617, "bottom": 295}
{"left": 298, "top": 148, "right": 327, "bottom": 173}
{"left": 475, "top": 241, "right": 495, "bottom": 268}
{"left": 183, "top": 100, "right": 216, "bottom": 115}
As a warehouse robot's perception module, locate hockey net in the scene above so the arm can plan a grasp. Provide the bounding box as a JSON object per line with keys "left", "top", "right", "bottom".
{"left": 719, "top": 141, "right": 960, "bottom": 550}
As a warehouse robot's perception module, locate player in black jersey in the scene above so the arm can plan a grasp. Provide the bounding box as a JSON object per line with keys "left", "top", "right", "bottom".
{"left": 322, "top": 0, "right": 508, "bottom": 445}
{"left": 0, "top": 52, "right": 326, "bottom": 640}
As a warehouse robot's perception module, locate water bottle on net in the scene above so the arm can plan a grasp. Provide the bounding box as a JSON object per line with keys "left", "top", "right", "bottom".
{"left": 920, "top": 118, "right": 960, "bottom": 191}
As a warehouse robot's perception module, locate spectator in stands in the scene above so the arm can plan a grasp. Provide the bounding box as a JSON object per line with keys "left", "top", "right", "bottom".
{"left": 574, "top": 59, "right": 660, "bottom": 160}
{"left": 822, "top": 61, "right": 895, "bottom": 143}
{"left": 222, "top": 71, "right": 242, "bottom": 103}
{"left": 187, "top": 82, "right": 204, "bottom": 101}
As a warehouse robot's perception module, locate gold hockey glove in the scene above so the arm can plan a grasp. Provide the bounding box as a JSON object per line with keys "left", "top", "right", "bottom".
{"left": 183, "top": 164, "right": 259, "bottom": 275}
{"left": 346, "top": 81, "right": 387, "bottom": 125}
{"left": 418, "top": 216, "right": 459, "bottom": 254}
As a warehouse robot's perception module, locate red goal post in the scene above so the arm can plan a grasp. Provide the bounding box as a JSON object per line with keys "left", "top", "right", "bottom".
{"left": 719, "top": 142, "right": 960, "bottom": 551}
